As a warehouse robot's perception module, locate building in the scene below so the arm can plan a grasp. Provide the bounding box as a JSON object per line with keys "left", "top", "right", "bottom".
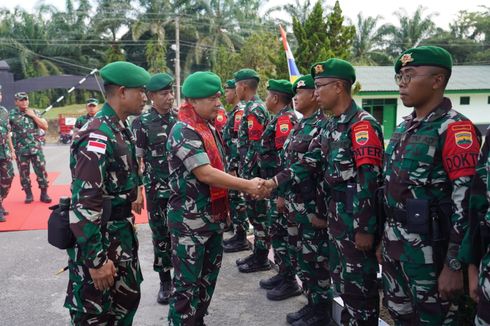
{"left": 353, "top": 66, "right": 490, "bottom": 139}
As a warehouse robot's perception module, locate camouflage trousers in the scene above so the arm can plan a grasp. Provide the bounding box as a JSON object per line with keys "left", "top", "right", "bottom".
{"left": 475, "top": 253, "right": 490, "bottom": 325}
{"left": 382, "top": 251, "right": 458, "bottom": 325}
{"left": 246, "top": 198, "right": 270, "bottom": 252}
{"left": 168, "top": 231, "right": 223, "bottom": 326}
{"left": 329, "top": 232, "right": 379, "bottom": 325}
{"left": 229, "top": 189, "right": 248, "bottom": 233}
{"left": 0, "top": 158, "right": 14, "bottom": 202}
{"left": 16, "top": 153, "right": 49, "bottom": 190}
{"left": 269, "top": 197, "right": 295, "bottom": 276}
{"left": 297, "top": 223, "right": 333, "bottom": 305}
{"left": 146, "top": 196, "right": 172, "bottom": 273}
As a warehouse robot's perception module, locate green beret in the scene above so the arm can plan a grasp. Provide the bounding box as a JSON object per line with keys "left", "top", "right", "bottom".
{"left": 310, "top": 58, "right": 356, "bottom": 84}
{"left": 292, "top": 75, "right": 315, "bottom": 95}
{"left": 224, "top": 79, "right": 236, "bottom": 89}
{"left": 394, "top": 45, "right": 453, "bottom": 73}
{"left": 100, "top": 61, "right": 151, "bottom": 88}
{"left": 267, "top": 79, "right": 293, "bottom": 96}
{"left": 182, "top": 71, "right": 224, "bottom": 99}
{"left": 147, "top": 73, "right": 174, "bottom": 92}
{"left": 234, "top": 68, "right": 260, "bottom": 82}
{"left": 87, "top": 98, "right": 99, "bottom": 105}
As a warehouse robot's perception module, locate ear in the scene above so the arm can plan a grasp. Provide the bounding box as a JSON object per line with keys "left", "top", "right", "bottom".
{"left": 117, "top": 86, "right": 126, "bottom": 98}
{"left": 432, "top": 74, "right": 445, "bottom": 90}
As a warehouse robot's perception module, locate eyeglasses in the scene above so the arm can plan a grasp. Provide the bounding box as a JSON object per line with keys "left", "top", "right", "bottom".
{"left": 394, "top": 73, "right": 437, "bottom": 86}
{"left": 314, "top": 80, "right": 338, "bottom": 89}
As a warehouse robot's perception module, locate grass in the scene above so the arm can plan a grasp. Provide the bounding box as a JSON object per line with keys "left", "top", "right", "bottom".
{"left": 41, "top": 103, "right": 90, "bottom": 119}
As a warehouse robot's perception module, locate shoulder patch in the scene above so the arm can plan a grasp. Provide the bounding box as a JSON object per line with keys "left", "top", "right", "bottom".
{"left": 86, "top": 140, "right": 107, "bottom": 154}
{"left": 247, "top": 114, "right": 263, "bottom": 141}
{"left": 89, "top": 132, "right": 108, "bottom": 141}
{"left": 442, "top": 121, "right": 480, "bottom": 180}
{"left": 233, "top": 109, "right": 244, "bottom": 132}
{"left": 350, "top": 120, "right": 383, "bottom": 168}
{"left": 275, "top": 115, "right": 293, "bottom": 149}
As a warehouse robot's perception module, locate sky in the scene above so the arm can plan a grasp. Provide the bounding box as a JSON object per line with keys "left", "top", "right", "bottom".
{"left": 0, "top": 0, "right": 488, "bottom": 30}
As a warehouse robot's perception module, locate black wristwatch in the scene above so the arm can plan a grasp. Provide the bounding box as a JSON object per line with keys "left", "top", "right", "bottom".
{"left": 447, "top": 257, "right": 462, "bottom": 272}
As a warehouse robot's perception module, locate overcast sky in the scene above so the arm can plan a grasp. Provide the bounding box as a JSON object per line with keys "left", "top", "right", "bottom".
{"left": 0, "top": 0, "right": 488, "bottom": 29}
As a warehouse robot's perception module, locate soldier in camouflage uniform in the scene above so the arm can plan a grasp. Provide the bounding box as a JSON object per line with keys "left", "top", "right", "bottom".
{"left": 64, "top": 61, "right": 150, "bottom": 325}
{"left": 277, "top": 75, "right": 334, "bottom": 325}
{"left": 74, "top": 98, "right": 99, "bottom": 131}
{"left": 257, "top": 79, "right": 301, "bottom": 300}
{"left": 234, "top": 68, "right": 272, "bottom": 273}
{"left": 267, "top": 59, "right": 382, "bottom": 325}
{"left": 461, "top": 125, "right": 490, "bottom": 325}
{"left": 221, "top": 79, "right": 250, "bottom": 253}
{"left": 9, "top": 92, "right": 52, "bottom": 204}
{"left": 0, "top": 86, "right": 15, "bottom": 222}
{"left": 381, "top": 46, "right": 481, "bottom": 325}
{"left": 166, "top": 71, "right": 267, "bottom": 326}
{"left": 131, "top": 73, "right": 177, "bottom": 305}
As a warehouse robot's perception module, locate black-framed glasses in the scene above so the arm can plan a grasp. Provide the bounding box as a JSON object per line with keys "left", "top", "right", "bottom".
{"left": 394, "top": 73, "right": 437, "bottom": 86}
{"left": 314, "top": 80, "right": 338, "bottom": 89}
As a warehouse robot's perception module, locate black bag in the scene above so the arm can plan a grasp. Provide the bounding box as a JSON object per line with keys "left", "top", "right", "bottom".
{"left": 47, "top": 197, "right": 76, "bottom": 249}
{"left": 406, "top": 198, "right": 430, "bottom": 235}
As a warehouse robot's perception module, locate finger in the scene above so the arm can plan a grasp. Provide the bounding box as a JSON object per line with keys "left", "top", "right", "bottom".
{"left": 108, "top": 275, "right": 114, "bottom": 287}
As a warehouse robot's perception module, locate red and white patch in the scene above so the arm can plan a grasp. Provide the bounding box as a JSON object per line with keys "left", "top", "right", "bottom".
{"left": 247, "top": 114, "right": 263, "bottom": 141}
{"left": 443, "top": 121, "right": 480, "bottom": 180}
{"left": 86, "top": 140, "right": 107, "bottom": 154}
{"left": 233, "top": 110, "right": 244, "bottom": 132}
{"left": 350, "top": 120, "right": 383, "bottom": 168}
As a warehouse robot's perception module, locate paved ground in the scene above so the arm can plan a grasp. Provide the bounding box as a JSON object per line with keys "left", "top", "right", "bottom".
{"left": 0, "top": 145, "right": 306, "bottom": 326}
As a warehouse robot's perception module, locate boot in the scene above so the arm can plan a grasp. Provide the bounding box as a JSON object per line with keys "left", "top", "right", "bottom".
{"left": 40, "top": 188, "right": 52, "bottom": 203}
{"left": 259, "top": 273, "right": 284, "bottom": 290}
{"left": 157, "top": 271, "right": 172, "bottom": 305}
{"left": 24, "top": 188, "right": 33, "bottom": 204}
{"left": 292, "top": 302, "right": 334, "bottom": 326}
{"left": 0, "top": 202, "right": 8, "bottom": 216}
{"left": 196, "top": 317, "right": 206, "bottom": 326}
{"left": 236, "top": 253, "right": 255, "bottom": 266}
{"left": 266, "top": 277, "right": 302, "bottom": 301}
{"left": 238, "top": 250, "right": 271, "bottom": 273}
{"left": 223, "top": 232, "right": 239, "bottom": 246}
{"left": 223, "top": 229, "right": 251, "bottom": 253}
{"left": 0, "top": 209, "right": 5, "bottom": 222}
{"left": 286, "top": 302, "right": 314, "bottom": 324}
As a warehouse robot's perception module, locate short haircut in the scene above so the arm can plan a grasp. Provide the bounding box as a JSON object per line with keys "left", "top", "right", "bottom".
{"left": 241, "top": 79, "right": 259, "bottom": 91}
{"left": 104, "top": 84, "right": 119, "bottom": 97}
{"left": 270, "top": 90, "right": 292, "bottom": 105}
{"left": 340, "top": 80, "right": 352, "bottom": 93}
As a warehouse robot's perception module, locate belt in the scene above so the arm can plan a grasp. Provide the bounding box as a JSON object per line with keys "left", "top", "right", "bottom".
{"left": 384, "top": 205, "right": 407, "bottom": 225}
{"left": 110, "top": 204, "right": 132, "bottom": 221}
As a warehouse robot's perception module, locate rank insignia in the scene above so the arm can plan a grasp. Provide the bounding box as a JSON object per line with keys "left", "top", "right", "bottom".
{"left": 400, "top": 53, "right": 414, "bottom": 66}
{"left": 314, "top": 64, "right": 324, "bottom": 74}
{"left": 297, "top": 80, "right": 306, "bottom": 88}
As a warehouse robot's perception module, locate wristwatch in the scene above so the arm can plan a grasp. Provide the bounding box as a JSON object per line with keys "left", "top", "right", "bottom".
{"left": 447, "top": 257, "right": 462, "bottom": 272}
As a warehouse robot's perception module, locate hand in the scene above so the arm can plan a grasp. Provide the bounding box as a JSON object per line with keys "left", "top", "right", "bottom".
{"left": 375, "top": 243, "right": 383, "bottom": 265}
{"left": 131, "top": 187, "right": 144, "bottom": 214}
{"left": 263, "top": 179, "right": 277, "bottom": 192}
{"left": 24, "top": 108, "right": 36, "bottom": 118}
{"left": 89, "top": 259, "right": 116, "bottom": 291}
{"left": 277, "top": 196, "right": 285, "bottom": 213}
{"left": 355, "top": 232, "right": 374, "bottom": 251}
{"left": 10, "top": 152, "right": 16, "bottom": 161}
{"left": 468, "top": 264, "right": 479, "bottom": 303}
{"left": 311, "top": 215, "right": 328, "bottom": 229}
{"left": 438, "top": 264, "right": 463, "bottom": 300}
{"left": 245, "top": 178, "right": 270, "bottom": 199}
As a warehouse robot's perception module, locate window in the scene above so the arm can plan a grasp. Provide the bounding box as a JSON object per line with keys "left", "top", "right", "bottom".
{"left": 460, "top": 96, "right": 470, "bottom": 105}
{"left": 488, "top": 96, "right": 490, "bottom": 104}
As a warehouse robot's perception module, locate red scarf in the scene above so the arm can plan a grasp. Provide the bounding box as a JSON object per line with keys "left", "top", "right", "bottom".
{"left": 178, "top": 102, "right": 229, "bottom": 222}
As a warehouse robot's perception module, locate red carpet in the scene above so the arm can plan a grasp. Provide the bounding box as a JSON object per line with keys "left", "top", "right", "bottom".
{"left": 0, "top": 173, "right": 148, "bottom": 232}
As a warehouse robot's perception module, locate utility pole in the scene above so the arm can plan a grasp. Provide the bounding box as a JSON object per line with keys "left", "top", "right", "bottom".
{"left": 175, "top": 16, "right": 181, "bottom": 108}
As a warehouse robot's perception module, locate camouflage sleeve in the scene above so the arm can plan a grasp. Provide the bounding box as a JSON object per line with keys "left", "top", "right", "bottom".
{"left": 237, "top": 109, "right": 249, "bottom": 174}
{"left": 442, "top": 121, "right": 481, "bottom": 260}
{"left": 74, "top": 117, "right": 82, "bottom": 130}
{"left": 131, "top": 117, "right": 146, "bottom": 158}
{"left": 169, "top": 123, "right": 210, "bottom": 172}
{"left": 243, "top": 107, "right": 268, "bottom": 177}
{"left": 69, "top": 130, "right": 110, "bottom": 269}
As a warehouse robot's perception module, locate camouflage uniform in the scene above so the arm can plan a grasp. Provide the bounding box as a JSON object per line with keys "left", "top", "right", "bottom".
{"left": 0, "top": 106, "right": 14, "bottom": 208}
{"left": 382, "top": 98, "right": 481, "bottom": 325}
{"left": 222, "top": 101, "right": 248, "bottom": 233}
{"left": 9, "top": 107, "right": 49, "bottom": 190}
{"left": 166, "top": 121, "right": 227, "bottom": 326}
{"left": 460, "top": 126, "right": 490, "bottom": 325}
{"left": 276, "top": 101, "right": 382, "bottom": 324}
{"left": 65, "top": 103, "right": 142, "bottom": 325}
{"left": 74, "top": 113, "right": 95, "bottom": 130}
{"left": 132, "top": 107, "right": 177, "bottom": 273}
{"left": 237, "top": 96, "right": 270, "bottom": 254}
{"left": 258, "top": 105, "right": 297, "bottom": 277}
{"left": 280, "top": 110, "right": 333, "bottom": 306}
{"left": 213, "top": 107, "right": 227, "bottom": 136}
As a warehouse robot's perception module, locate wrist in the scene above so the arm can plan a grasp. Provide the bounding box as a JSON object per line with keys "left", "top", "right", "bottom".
{"left": 446, "top": 257, "right": 462, "bottom": 272}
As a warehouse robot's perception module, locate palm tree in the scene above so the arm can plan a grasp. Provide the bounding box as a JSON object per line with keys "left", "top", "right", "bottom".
{"left": 351, "top": 13, "right": 391, "bottom": 65}
{"left": 381, "top": 6, "right": 437, "bottom": 57}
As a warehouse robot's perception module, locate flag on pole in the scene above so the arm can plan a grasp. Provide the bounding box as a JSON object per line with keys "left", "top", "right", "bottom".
{"left": 279, "top": 25, "right": 301, "bottom": 83}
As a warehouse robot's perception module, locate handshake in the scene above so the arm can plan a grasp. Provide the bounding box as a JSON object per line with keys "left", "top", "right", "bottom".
{"left": 242, "top": 177, "right": 278, "bottom": 200}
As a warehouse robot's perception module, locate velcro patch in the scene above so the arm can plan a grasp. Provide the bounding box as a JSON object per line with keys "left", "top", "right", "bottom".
{"left": 350, "top": 120, "right": 383, "bottom": 167}
{"left": 443, "top": 121, "right": 480, "bottom": 180}
{"left": 89, "top": 132, "right": 107, "bottom": 141}
{"left": 86, "top": 140, "right": 107, "bottom": 154}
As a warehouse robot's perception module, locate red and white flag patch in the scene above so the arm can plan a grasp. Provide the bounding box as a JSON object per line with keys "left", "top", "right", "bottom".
{"left": 87, "top": 140, "right": 107, "bottom": 154}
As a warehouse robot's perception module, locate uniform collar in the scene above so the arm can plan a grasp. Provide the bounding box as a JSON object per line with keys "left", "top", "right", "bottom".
{"left": 303, "top": 109, "right": 322, "bottom": 124}
{"left": 336, "top": 100, "right": 359, "bottom": 124}
{"left": 403, "top": 97, "right": 452, "bottom": 123}
{"left": 98, "top": 103, "right": 127, "bottom": 132}
{"left": 150, "top": 106, "right": 171, "bottom": 120}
